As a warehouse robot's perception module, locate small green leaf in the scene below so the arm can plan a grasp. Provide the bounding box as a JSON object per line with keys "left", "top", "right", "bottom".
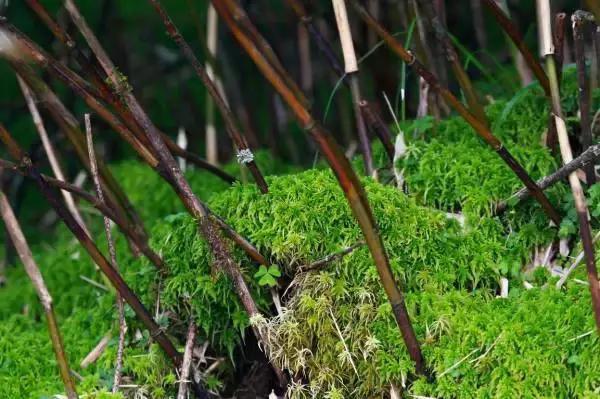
{"left": 258, "top": 274, "right": 277, "bottom": 287}
{"left": 254, "top": 265, "right": 268, "bottom": 279}
{"left": 268, "top": 265, "right": 281, "bottom": 278}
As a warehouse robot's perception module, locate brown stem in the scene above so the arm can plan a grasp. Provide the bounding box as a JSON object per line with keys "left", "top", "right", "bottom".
{"left": 572, "top": 12, "right": 596, "bottom": 184}
{"left": 0, "top": 124, "right": 187, "bottom": 369}
{"left": 497, "top": 144, "right": 600, "bottom": 212}
{"left": 542, "top": 2, "right": 600, "bottom": 330}
{"left": 300, "top": 240, "right": 365, "bottom": 272}
{"left": 0, "top": 157, "right": 166, "bottom": 273}
{"left": 212, "top": 0, "right": 426, "bottom": 376}
{"left": 284, "top": 0, "right": 395, "bottom": 163}
{"left": 84, "top": 114, "right": 127, "bottom": 393}
{"left": 351, "top": 0, "right": 561, "bottom": 225}
{"left": 0, "top": 190, "right": 78, "bottom": 399}
{"left": 177, "top": 321, "right": 197, "bottom": 399}
{"left": 331, "top": 0, "right": 373, "bottom": 175}
{"left": 17, "top": 75, "right": 90, "bottom": 234}
{"left": 147, "top": 0, "right": 269, "bottom": 193}
{"left": 546, "top": 13, "right": 568, "bottom": 152}
{"left": 17, "top": 5, "right": 238, "bottom": 184}
{"left": 62, "top": 0, "right": 285, "bottom": 388}
{"left": 423, "top": 3, "right": 489, "bottom": 126}
{"left": 349, "top": 74, "right": 374, "bottom": 175}
{"left": 359, "top": 100, "right": 395, "bottom": 160}
{"left": 481, "top": 0, "right": 551, "bottom": 96}
{"left": 5, "top": 56, "right": 148, "bottom": 241}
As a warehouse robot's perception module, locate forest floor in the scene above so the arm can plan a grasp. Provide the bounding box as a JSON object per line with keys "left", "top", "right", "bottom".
{"left": 1, "top": 69, "right": 600, "bottom": 398}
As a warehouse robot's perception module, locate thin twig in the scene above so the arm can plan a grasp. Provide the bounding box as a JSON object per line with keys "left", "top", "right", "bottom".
{"left": 0, "top": 156, "right": 167, "bottom": 273}
{"left": 0, "top": 189, "right": 78, "bottom": 398}
{"left": 148, "top": 0, "right": 269, "bottom": 193}
{"left": 80, "top": 333, "right": 111, "bottom": 368}
{"left": 481, "top": 0, "right": 551, "bottom": 96}
{"left": 497, "top": 144, "right": 600, "bottom": 212}
{"left": 285, "top": 0, "right": 395, "bottom": 162}
{"left": 85, "top": 114, "right": 126, "bottom": 393}
{"left": 177, "top": 321, "right": 197, "bottom": 399}
{"left": 0, "top": 124, "right": 188, "bottom": 390}
{"left": 17, "top": 75, "right": 90, "bottom": 235}
{"left": 556, "top": 231, "right": 600, "bottom": 289}
{"left": 300, "top": 241, "right": 365, "bottom": 272}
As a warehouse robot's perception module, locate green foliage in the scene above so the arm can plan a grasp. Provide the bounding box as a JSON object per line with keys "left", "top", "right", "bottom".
{"left": 254, "top": 265, "right": 282, "bottom": 287}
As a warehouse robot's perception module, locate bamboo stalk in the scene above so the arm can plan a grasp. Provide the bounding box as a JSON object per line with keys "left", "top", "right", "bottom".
{"left": 2, "top": 23, "right": 262, "bottom": 270}
{"left": 2, "top": 53, "right": 147, "bottom": 240}
{"left": 177, "top": 321, "right": 196, "bottom": 399}
{"left": 62, "top": 0, "right": 285, "bottom": 387}
{"left": 284, "top": 0, "right": 395, "bottom": 163}
{"left": 572, "top": 11, "right": 596, "bottom": 184}
{"left": 84, "top": 114, "right": 127, "bottom": 393}
{"left": 421, "top": 3, "right": 489, "bottom": 126}
{"left": 205, "top": 3, "right": 219, "bottom": 166}
{"left": 545, "top": 13, "right": 568, "bottom": 152}
{"left": 350, "top": 0, "right": 561, "bottom": 225}
{"left": 331, "top": 0, "right": 373, "bottom": 175}
{"left": 593, "top": 25, "right": 600, "bottom": 90}
{"left": 481, "top": 0, "right": 551, "bottom": 96}
{"left": 5, "top": 39, "right": 258, "bottom": 273}
{"left": 0, "top": 157, "right": 167, "bottom": 273}
{"left": 147, "top": 0, "right": 269, "bottom": 193}
{"left": 0, "top": 124, "right": 214, "bottom": 397}
{"left": 212, "top": 0, "right": 426, "bottom": 376}
{"left": 17, "top": 75, "right": 89, "bottom": 235}
{"left": 19, "top": 3, "right": 237, "bottom": 184}
{"left": 497, "top": 144, "right": 600, "bottom": 212}
{"left": 538, "top": 0, "right": 600, "bottom": 332}
{"left": 0, "top": 190, "right": 78, "bottom": 399}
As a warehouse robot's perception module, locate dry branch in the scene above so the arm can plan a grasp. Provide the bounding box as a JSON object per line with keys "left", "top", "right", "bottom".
{"left": 85, "top": 114, "right": 127, "bottom": 393}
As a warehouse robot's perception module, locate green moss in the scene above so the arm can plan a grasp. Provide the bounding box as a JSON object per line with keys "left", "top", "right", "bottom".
{"left": 2, "top": 71, "right": 597, "bottom": 397}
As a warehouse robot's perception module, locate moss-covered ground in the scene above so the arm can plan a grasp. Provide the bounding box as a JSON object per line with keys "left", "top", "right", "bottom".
{"left": 1, "top": 70, "right": 600, "bottom": 398}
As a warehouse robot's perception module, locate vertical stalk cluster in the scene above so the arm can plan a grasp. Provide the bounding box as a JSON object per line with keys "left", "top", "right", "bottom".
{"left": 285, "top": 0, "right": 395, "bottom": 162}
{"left": 572, "top": 11, "right": 596, "bottom": 184}
{"left": 537, "top": 0, "right": 600, "bottom": 332}
{"left": 85, "top": 114, "right": 126, "bottom": 393}
{"left": 147, "top": 0, "right": 269, "bottom": 193}
{"left": 211, "top": 0, "right": 426, "bottom": 375}
{"left": 350, "top": 1, "right": 561, "bottom": 225}
{"left": 481, "top": 0, "right": 551, "bottom": 95}
{"left": 0, "top": 124, "right": 192, "bottom": 382}
{"left": 331, "top": 0, "right": 373, "bottom": 175}
{"left": 62, "top": 0, "right": 285, "bottom": 387}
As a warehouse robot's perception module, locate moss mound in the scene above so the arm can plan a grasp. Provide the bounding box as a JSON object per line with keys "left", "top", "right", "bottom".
{"left": 1, "top": 72, "right": 598, "bottom": 398}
